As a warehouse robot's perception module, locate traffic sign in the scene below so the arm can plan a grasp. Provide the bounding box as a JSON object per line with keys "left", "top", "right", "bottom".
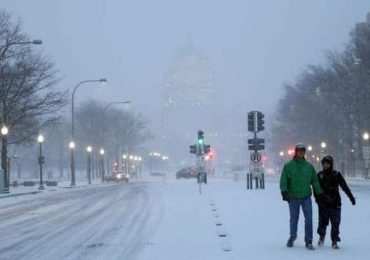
{"left": 250, "top": 152, "right": 262, "bottom": 163}
{"left": 249, "top": 161, "right": 264, "bottom": 176}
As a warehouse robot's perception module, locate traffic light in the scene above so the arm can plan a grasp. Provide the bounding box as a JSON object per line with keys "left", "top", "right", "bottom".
{"left": 257, "top": 112, "right": 265, "bottom": 132}
{"left": 197, "top": 130, "right": 204, "bottom": 145}
{"left": 190, "top": 145, "right": 196, "bottom": 154}
{"left": 248, "top": 112, "right": 255, "bottom": 132}
{"left": 204, "top": 144, "right": 211, "bottom": 154}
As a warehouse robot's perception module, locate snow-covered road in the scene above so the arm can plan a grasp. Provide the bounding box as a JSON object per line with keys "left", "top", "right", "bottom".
{"left": 138, "top": 178, "right": 370, "bottom": 260}
{"left": 1, "top": 177, "right": 369, "bottom": 260}
{"left": 0, "top": 183, "right": 163, "bottom": 260}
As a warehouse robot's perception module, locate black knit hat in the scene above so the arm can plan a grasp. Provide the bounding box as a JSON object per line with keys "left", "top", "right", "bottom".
{"left": 295, "top": 143, "right": 306, "bottom": 152}
{"left": 321, "top": 155, "right": 333, "bottom": 165}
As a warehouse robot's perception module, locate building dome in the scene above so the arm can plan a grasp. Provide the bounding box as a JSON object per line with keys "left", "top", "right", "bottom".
{"left": 163, "top": 46, "right": 215, "bottom": 107}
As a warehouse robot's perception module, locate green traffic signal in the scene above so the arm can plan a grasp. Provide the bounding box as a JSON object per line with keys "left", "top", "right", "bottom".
{"left": 197, "top": 130, "right": 204, "bottom": 145}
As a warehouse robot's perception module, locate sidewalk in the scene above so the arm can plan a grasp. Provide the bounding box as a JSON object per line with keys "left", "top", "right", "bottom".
{"left": 0, "top": 179, "right": 111, "bottom": 199}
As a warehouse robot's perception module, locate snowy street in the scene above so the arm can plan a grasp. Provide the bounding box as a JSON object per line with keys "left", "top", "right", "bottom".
{"left": 138, "top": 177, "right": 370, "bottom": 260}
{"left": 0, "top": 182, "right": 163, "bottom": 260}
{"left": 0, "top": 177, "right": 369, "bottom": 260}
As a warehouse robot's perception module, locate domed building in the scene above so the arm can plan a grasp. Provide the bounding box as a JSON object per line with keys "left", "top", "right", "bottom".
{"left": 161, "top": 39, "right": 217, "bottom": 162}
{"left": 163, "top": 47, "right": 215, "bottom": 110}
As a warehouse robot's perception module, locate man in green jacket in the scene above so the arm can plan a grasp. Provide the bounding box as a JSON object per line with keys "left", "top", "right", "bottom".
{"left": 280, "top": 143, "right": 323, "bottom": 250}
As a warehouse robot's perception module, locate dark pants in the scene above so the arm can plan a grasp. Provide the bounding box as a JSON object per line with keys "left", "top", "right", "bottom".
{"left": 289, "top": 196, "right": 313, "bottom": 242}
{"left": 317, "top": 205, "right": 341, "bottom": 242}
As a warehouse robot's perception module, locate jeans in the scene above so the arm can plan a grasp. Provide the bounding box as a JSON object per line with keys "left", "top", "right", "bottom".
{"left": 289, "top": 196, "right": 313, "bottom": 242}
{"left": 317, "top": 205, "right": 341, "bottom": 242}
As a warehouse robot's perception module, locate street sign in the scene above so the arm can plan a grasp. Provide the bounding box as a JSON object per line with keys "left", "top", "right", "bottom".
{"left": 249, "top": 161, "right": 264, "bottom": 176}
{"left": 248, "top": 138, "right": 264, "bottom": 145}
{"left": 250, "top": 152, "right": 262, "bottom": 163}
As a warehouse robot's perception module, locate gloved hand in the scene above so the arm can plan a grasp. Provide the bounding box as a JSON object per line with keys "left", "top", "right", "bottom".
{"left": 281, "top": 191, "right": 290, "bottom": 202}
{"left": 349, "top": 195, "right": 356, "bottom": 206}
{"left": 315, "top": 194, "right": 326, "bottom": 206}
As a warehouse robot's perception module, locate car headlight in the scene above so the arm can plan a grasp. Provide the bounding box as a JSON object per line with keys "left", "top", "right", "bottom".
{"left": 117, "top": 174, "right": 122, "bottom": 179}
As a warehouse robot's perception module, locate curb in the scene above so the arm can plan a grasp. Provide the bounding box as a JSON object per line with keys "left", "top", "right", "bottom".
{"left": 0, "top": 191, "right": 42, "bottom": 199}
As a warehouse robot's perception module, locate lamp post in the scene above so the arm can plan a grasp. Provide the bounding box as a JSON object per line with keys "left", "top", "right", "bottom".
{"left": 70, "top": 78, "right": 107, "bottom": 186}
{"left": 307, "top": 145, "right": 313, "bottom": 163}
{"left": 278, "top": 151, "right": 284, "bottom": 175}
{"left": 0, "top": 39, "right": 42, "bottom": 61}
{"left": 37, "top": 134, "right": 45, "bottom": 190}
{"left": 122, "top": 154, "right": 127, "bottom": 174}
{"left": 138, "top": 157, "right": 142, "bottom": 180}
{"left": 129, "top": 155, "right": 134, "bottom": 176}
{"left": 69, "top": 141, "right": 75, "bottom": 186}
{"left": 1, "top": 125, "right": 9, "bottom": 193}
{"left": 362, "top": 132, "right": 369, "bottom": 178}
{"left": 100, "top": 148, "right": 105, "bottom": 182}
{"left": 320, "top": 142, "right": 327, "bottom": 159}
{"left": 87, "top": 146, "right": 92, "bottom": 184}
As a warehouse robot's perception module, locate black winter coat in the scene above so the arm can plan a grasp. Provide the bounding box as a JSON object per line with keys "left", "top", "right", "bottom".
{"left": 317, "top": 170, "right": 354, "bottom": 207}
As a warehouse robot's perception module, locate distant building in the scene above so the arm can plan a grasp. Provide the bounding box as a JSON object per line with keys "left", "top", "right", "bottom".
{"left": 160, "top": 36, "right": 217, "bottom": 162}
{"left": 162, "top": 38, "right": 216, "bottom": 130}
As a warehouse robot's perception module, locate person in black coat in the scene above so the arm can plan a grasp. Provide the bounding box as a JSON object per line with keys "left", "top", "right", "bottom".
{"left": 316, "top": 155, "right": 356, "bottom": 249}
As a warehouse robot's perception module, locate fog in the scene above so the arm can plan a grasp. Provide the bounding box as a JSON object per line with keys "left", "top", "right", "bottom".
{"left": 2, "top": 0, "right": 370, "bottom": 165}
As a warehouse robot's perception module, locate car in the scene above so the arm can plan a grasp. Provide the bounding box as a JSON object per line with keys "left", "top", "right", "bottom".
{"left": 176, "top": 167, "right": 197, "bottom": 179}
{"left": 105, "top": 171, "right": 130, "bottom": 182}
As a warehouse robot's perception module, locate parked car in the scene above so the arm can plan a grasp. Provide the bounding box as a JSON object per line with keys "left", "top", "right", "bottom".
{"left": 176, "top": 167, "right": 197, "bottom": 179}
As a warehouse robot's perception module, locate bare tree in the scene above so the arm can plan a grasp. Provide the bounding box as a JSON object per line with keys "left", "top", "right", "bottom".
{"left": 0, "top": 9, "right": 67, "bottom": 191}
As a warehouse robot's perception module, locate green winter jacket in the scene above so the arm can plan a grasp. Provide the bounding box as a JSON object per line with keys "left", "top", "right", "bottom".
{"left": 280, "top": 158, "right": 323, "bottom": 198}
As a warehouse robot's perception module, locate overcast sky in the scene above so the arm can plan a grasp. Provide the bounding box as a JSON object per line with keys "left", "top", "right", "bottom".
{"left": 2, "top": 0, "right": 370, "bottom": 126}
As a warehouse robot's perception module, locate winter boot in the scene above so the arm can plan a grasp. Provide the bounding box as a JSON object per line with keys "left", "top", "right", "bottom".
{"left": 305, "top": 241, "right": 315, "bottom": 250}
{"left": 286, "top": 237, "right": 295, "bottom": 248}
{"left": 332, "top": 241, "right": 340, "bottom": 249}
{"left": 318, "top": 236, "right": 325, "bottom": 246}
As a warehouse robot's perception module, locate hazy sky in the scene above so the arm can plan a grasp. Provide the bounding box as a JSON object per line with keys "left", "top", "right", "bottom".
{"left": 2, "top": 0, "right": 370, "bottom": 125}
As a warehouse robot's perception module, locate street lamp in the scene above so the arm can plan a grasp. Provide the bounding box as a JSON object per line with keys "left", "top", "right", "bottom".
{"left": 37, "top": 134, "right": 45, "bottom": 190}
{"left": 279, "top": 151, "right": 284, "bottom": 157}
{"left": 0, "top": 39, "right": 42, "bottom": 61}
{"left": 308, "top": 145, "right": 313, "bottom": 152}
{"left": 70, "top": 78, "right": 107, "bottom": 186}
{"left": 69, "top": 141, "right": 75, "bottom": 186}
{"left": 1, "top": 125, "right": 9, "bottom": 193}
{"left": 86, "top": 146, "right": 92, "bottom": 184}
{"left": 138, "top": 157, "right": 142, "bottom": 180}
{"left": 100, "top": 148, "right": 105, "bottom": 182}
{"left": 362, "top": 132, "right": 370, "bottom": 178}
{"left": 1, "top": 126, "right": 8, "bottom": 136}
{"left": 321, "top": 142, "right": 327, "bottom": 149}
{"left": 69, "top": 141, "right": 75, "bottom": 149}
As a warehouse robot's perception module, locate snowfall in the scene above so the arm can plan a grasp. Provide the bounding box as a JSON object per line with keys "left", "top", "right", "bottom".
{"left": 0, "top": 174, "right": 369, "bottom": 260}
